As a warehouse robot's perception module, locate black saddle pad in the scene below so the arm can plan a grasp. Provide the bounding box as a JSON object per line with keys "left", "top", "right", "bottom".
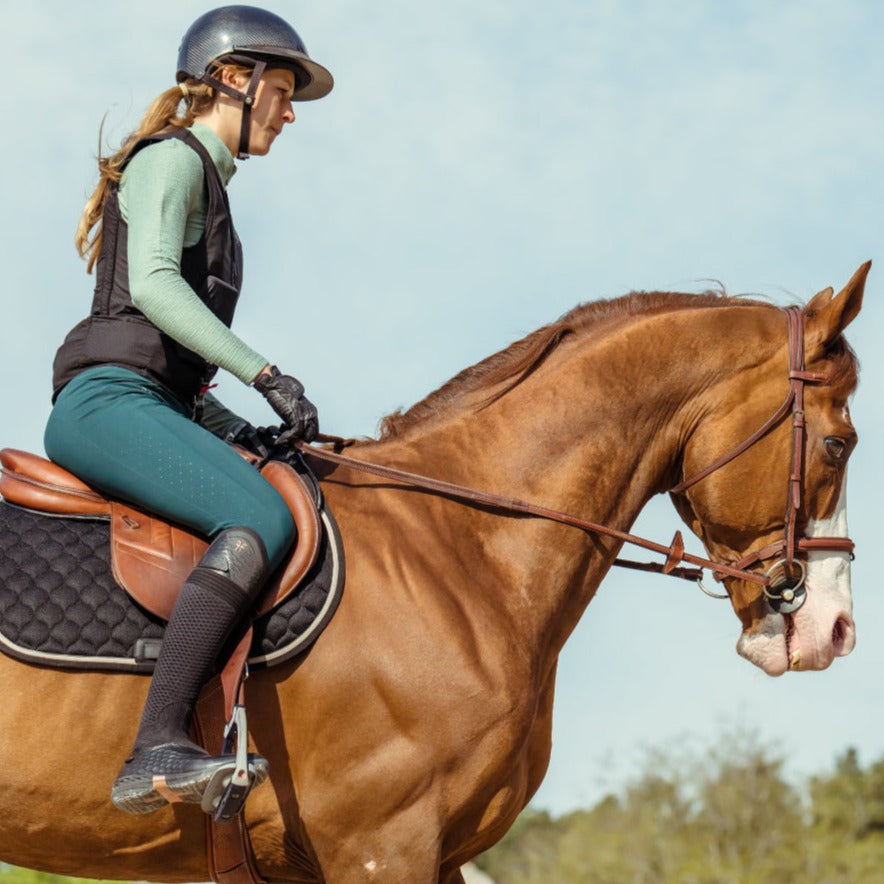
{"left": 0, "top": 495, "right": 344, "bottom": 674}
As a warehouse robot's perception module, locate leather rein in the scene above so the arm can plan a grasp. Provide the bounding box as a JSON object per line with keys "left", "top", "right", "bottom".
{"left": 295, "top": 307, "right": 854, "bottom": 611}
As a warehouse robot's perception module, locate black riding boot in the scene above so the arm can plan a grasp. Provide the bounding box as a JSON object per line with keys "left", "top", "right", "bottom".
{"left": 111, "top": 526, "right": 270, "bottom": 815}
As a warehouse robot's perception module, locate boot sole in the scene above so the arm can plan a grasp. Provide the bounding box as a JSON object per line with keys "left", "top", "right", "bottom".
{"left": 112, "top": 756, "right": 269, "bottom": 815}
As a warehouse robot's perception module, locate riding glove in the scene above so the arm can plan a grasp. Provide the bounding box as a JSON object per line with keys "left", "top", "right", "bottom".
{"left": 253, "top": 366, "right": 319, "bottom": 443}
{"left": 226, "top": 422, "right": 283, "bottom": 458}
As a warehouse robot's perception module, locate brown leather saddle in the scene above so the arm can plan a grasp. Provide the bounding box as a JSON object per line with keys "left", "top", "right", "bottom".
{"left": 0, "top": 447, "right": 322, "bottom": 620}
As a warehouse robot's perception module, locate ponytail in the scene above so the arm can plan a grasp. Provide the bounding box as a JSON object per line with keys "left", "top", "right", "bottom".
{"left": 75, "top": 65, "right": 248, "bottom": 273}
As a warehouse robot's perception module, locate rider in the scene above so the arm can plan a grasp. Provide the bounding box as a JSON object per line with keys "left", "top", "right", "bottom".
{"left": 44, "top": 5, "right": 333, "bottom": 815}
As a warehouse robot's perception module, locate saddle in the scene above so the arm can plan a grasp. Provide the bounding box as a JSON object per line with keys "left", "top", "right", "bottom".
{"left": 0, "top": 447, "right": 322, "bottom": 620}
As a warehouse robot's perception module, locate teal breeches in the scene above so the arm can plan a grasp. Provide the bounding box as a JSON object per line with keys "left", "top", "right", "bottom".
{"left": 44, "top": 366, "right": 295, "bottom": 571}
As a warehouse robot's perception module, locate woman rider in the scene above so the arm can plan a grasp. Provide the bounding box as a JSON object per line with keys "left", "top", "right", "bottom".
{"left": 44, "top": 5, "right": 333, "bottom": 815}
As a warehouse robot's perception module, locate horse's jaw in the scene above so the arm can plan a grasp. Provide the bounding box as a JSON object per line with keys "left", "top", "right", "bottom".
{"left": 736, "top": 488, "right": 855, "bottom": 675}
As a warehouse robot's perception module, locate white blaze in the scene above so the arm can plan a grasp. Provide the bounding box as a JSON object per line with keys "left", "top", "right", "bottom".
{"left": 803, "top": 476, "right": 852, "bottom": 616}
{"left": 786, "top": 475, "right": 855, "bottom": 669}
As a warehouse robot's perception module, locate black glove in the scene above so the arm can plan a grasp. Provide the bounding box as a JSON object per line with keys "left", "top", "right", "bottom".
{"left": 227, "top": 422, "right": 283, "bottom": 458}
{"left": 253, "top": 366, "right": 319, "bottom": 443}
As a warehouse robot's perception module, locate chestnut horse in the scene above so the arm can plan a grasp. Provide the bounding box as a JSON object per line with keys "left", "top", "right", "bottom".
{"left": 0, "top": 263, "right": 867, "bottom": 882}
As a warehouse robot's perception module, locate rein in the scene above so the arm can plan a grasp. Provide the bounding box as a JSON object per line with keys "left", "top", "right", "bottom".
{"left": 296, "top": 438, "right": 756, "bottom": 584}
{"left": 295, "top": 307, "right": 854, "bottom": 607}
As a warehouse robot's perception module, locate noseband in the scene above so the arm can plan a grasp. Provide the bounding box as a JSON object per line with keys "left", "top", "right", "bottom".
{"left": 295, "top": 307, "right": 854, "bottom": 615}
{"left": 670, "top": 306, "right": 854, "bottom": 613}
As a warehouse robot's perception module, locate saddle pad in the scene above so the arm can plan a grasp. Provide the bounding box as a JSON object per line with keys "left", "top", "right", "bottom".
{"left": 0, "top": 501, "right": 344, "bottom": 673}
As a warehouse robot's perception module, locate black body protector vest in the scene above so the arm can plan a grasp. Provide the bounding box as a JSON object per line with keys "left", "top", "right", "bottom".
{"left": 52, "top": 128, "right": 243, "bottom": 408}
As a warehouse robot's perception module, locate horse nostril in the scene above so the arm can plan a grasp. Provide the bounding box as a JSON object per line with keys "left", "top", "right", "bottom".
{"left": 832, "top": 615, "right": 855, "bottom": 654}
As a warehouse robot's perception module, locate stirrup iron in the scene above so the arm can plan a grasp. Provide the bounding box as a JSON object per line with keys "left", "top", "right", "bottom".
{"left": 200, "top": 703, "right": 254, "bottom": 822}
{"left": 201, "top": 659, "right": 257, "bottom": 823}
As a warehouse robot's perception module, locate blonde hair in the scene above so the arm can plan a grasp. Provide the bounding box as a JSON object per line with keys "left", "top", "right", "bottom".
{"left": 75, "top": 65, "right": 250, "bottom": 273}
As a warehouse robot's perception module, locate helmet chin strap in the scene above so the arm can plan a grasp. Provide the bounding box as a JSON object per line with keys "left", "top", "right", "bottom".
{"left": 200, "top": 59, "right": 267, "bottom": 159}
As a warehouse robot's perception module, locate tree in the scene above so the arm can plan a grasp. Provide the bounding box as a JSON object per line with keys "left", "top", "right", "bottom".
{"left": 806, "top": 748, "right": 884, "bottom": 881}
{"left": 0, "top": 867, "right": 119, "bottom": 884}
{"left": 476, "top": 731, "right": 884, "bottom": 883}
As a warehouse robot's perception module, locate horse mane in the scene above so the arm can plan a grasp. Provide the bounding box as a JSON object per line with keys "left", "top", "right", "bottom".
{"left": 370, "top": 288, "right": 855, "bottom": 443}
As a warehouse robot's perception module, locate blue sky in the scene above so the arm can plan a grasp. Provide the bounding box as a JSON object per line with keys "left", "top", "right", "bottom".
{"left": 4, "top": 0, "right": 884, "bottom": 815}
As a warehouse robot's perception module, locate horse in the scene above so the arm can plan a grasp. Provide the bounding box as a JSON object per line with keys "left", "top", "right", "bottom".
{"left": 0, "top": 262, "right": 867, "bottom": 883}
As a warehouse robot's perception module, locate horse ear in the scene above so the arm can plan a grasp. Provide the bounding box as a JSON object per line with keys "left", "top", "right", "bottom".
{"left": 804, "top": 260, "right": 870, "bottom": 358}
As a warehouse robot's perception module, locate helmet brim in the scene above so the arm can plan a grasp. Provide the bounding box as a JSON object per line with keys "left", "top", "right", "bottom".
{"left": 230, "top": 46, "right": 333, "bottom": 101}
{"left": 290, "top": 57, "right": 334, "bottom": 102}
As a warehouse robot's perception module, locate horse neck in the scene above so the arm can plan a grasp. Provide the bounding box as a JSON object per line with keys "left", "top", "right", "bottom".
{"left": 364, "top": 304, "right": 782, "bottom": 659}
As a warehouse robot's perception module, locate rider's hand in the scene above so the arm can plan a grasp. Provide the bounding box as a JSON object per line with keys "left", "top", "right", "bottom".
{"left": 227, "top": 422, "right": 284, "bottom": 458}
{"left": 253, "top": 366, "right": 319, "bottom": 443}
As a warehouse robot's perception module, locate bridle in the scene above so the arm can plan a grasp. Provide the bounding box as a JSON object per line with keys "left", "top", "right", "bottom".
{"left": 294, "top": 306, "right": 854, "bottom": 614}
{"left": 669, "top": 306, "right": 855, "bottom": 612}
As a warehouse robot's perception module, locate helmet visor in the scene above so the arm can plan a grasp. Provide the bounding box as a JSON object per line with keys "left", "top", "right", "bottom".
{"left": 217, "top": 46, "right": 333, "bottom": 101}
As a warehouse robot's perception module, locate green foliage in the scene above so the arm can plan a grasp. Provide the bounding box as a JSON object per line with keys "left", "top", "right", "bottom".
{"left": 0, "top": 866, "right": 121, "bottom": 884}
{"left": 476, "top": 732, "right": 884, "bottom": 883}
{"left": 0, "top": 862, "right": 128, "bottom": 884}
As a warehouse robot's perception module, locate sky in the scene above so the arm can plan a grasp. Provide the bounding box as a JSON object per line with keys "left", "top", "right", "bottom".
{"left": 3, "top": 0, "right": 884, "bottom": 817}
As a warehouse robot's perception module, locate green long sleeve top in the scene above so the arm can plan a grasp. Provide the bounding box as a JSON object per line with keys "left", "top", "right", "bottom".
{"left": 118, "top": 122, "right": 268, "bottom": 386}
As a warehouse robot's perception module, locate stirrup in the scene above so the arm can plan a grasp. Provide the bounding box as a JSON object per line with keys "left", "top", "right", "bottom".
{"left": 202, "top": 702, "right": 254, "bottom": 822}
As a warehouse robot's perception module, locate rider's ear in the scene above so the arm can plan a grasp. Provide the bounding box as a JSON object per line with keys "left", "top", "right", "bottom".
{"left": 804, "top": 260, "right": 869, "bottom": 360}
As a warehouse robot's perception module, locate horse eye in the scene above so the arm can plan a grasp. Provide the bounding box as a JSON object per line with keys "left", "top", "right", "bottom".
{"left": 824, "top": 436, "right": 848, "bottom": 462}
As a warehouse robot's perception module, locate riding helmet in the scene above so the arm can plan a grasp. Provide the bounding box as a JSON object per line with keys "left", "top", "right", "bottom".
{"left": 176, "top": 5, "right": 333, "bottom": 101}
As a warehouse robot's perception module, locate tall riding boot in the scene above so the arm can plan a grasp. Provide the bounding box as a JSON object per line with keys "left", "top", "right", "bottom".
{"left": 111, "top": 526, "right": 270, "bottom": 815}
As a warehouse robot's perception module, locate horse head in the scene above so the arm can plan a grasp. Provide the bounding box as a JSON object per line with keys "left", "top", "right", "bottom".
{"left": 669, "top": 262, "right": 868, "bottom": 675}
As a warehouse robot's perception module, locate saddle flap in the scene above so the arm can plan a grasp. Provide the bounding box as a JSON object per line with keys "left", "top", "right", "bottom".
{"left": 111, "top": 505, "right": 207, "bottom": 618}
{"left": 0, "top": 448, "right": 110, "bottom": 517}
{"left": 112, "top": 458, "right": 322, "bottom": 621}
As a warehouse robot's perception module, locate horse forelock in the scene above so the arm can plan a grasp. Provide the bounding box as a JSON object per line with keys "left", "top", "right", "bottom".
{"left": 371, "top": 289, "right": 811, "bottom": 442}
{"left": 816, "top": 334, "right": 859, "bottom": 397}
